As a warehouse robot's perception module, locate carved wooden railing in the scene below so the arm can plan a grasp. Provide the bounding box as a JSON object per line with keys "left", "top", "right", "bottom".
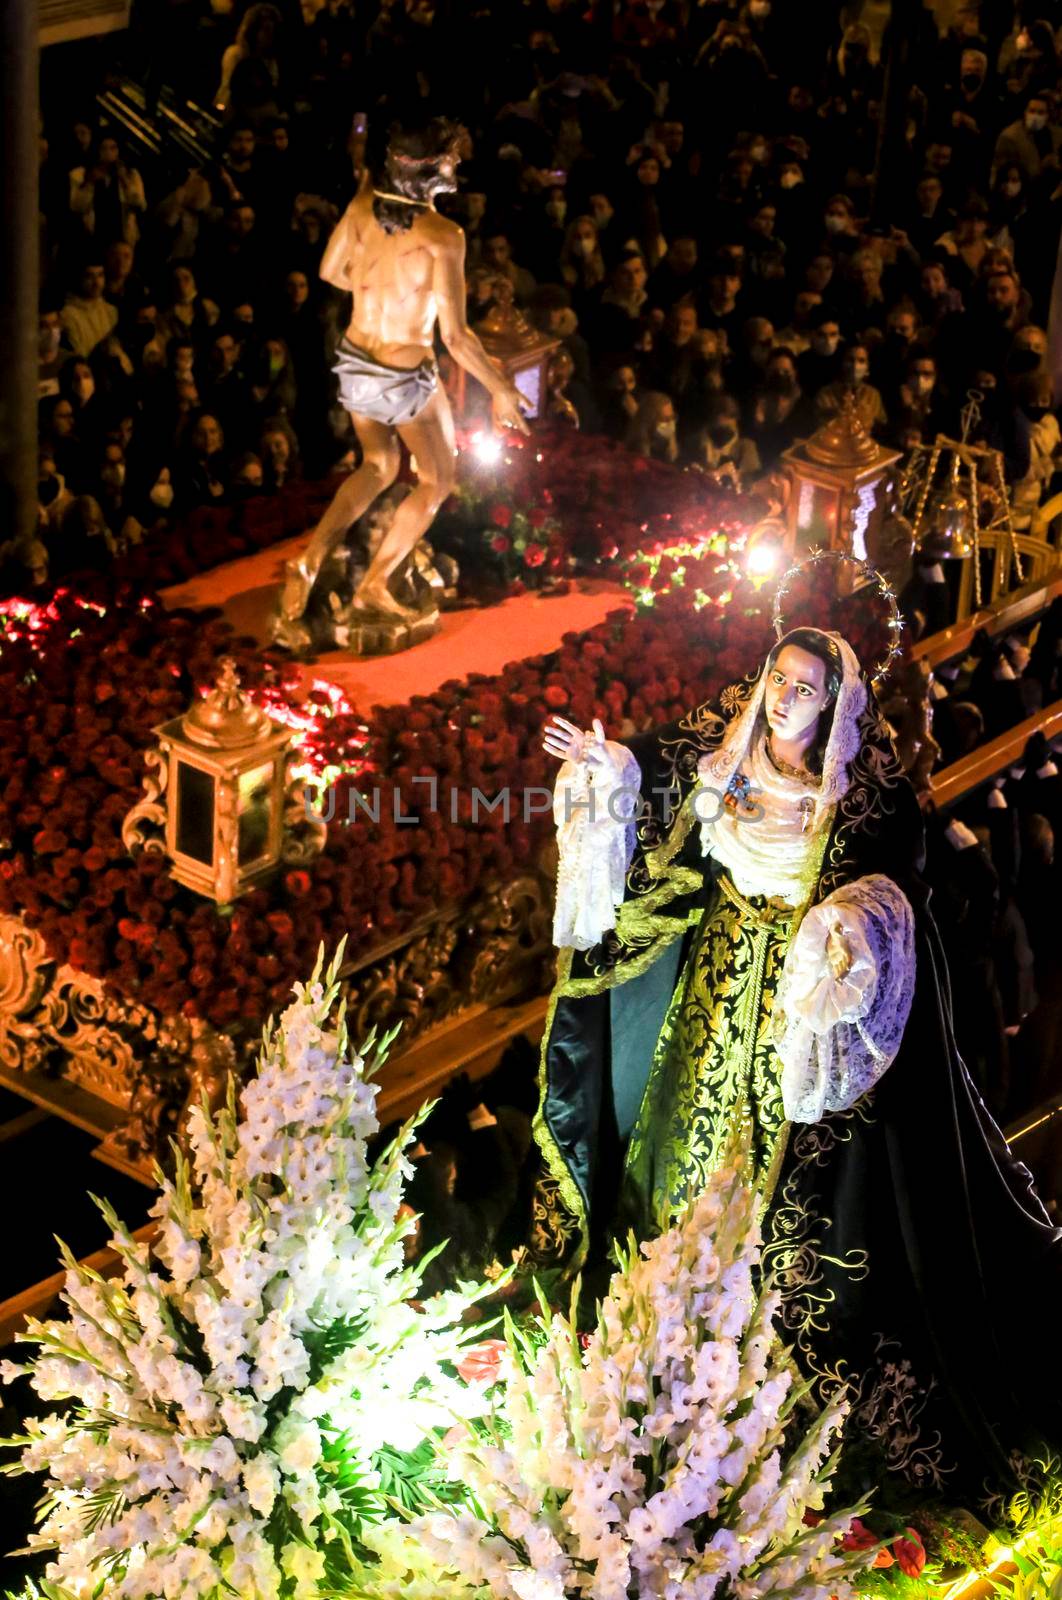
{"left": 929, "top": 698, "right": 1062, "bottom": 810}
{"left": 0, "top": 864, "right": 557, "bottom": 1182}
{"left": 910, "top": 566, "right": 1062, "bottom": 672}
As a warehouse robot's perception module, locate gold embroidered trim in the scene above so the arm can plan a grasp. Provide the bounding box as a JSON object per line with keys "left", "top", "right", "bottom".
{"left": 532, "top": 944, "right": 591, "bottom": 1273}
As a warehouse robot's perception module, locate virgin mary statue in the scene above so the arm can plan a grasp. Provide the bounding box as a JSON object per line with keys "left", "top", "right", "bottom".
{"left": 535, "top": 623, "right": 1062, "bottom": 1506}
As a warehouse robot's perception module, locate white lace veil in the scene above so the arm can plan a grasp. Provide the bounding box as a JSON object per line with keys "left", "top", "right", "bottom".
{"left": 699, "top": 628, "right": 868, "bottom": 825}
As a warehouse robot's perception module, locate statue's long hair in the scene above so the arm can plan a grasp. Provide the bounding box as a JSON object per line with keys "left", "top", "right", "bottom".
{"left": 371, "top": 117, "right": 463, "bottom": 235}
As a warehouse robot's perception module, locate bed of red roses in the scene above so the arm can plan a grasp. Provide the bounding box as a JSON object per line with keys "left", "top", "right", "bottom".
{"left": 0, "top": 421, "right": 900, "bottom": 1034}
{"left": 0, "top": 575, "right": 779, "bottom": 1030}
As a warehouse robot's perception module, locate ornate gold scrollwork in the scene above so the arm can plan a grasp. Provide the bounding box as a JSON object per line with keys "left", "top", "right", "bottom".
{"left": 121, "top": 748, "right": 169, "bottom": 856}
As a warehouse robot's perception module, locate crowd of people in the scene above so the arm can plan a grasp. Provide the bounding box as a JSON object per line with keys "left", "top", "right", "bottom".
{"left": 24, "top": 0, "right": 1062, "bottom": 588}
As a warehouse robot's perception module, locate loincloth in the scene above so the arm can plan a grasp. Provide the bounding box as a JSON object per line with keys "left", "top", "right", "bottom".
{"left": 333, "top": 338, "right": 438, "bottom": 426}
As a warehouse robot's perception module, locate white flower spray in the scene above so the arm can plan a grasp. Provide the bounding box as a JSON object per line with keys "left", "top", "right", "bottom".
{"left": 356, "top": 1159, "right": 880, "bottom": 1600}
{"left": 2, "top": 944, "right": 497, "bottom": 1600}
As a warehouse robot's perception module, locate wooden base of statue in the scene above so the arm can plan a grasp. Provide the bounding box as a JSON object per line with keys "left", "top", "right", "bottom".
{"left": 269, "top": 484, "right": 458, "bottom": 659}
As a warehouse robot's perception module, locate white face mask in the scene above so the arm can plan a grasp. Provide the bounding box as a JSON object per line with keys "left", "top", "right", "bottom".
{"left": 849, "top": 360, "right": 869, "bottom": 381}
{"left": 913, "top": 374, "right": 935, "bottom": 396}
{"left": 574, "top": 235, "right": 596, "bottom": 256}
{"left": 749, "top": 142, "right": 769, "bottom": 163}
{"left": 1003, "top": 179, "right": 1022, "bottom": 197}
{"left": 814, "top": 333, "right": 839, "bottom": 356}
{"left": 546, "top": 201, "right": 567, "bottom": 223}
{"left": 655, "top": 419, "right": 676, "bottom": 439}
{"left": 824, "top": 212, "right": 847, "bottom": 233}
{"left": 1026, "top": 112, "right": 1048, "bottom": 131}
{"left": 779, "top": 170, "right": 802, "bottom": 189}
{"left": 150, "top": 481, "right": 175, "bottom": 508}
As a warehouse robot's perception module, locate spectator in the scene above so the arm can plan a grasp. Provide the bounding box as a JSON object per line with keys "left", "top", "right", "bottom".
{"left": 626, "top": 390, "right": 679, "bottom": 463}
{"left": 216, "top": 4, "right": 285, "bottom": 120}
{"left": 68, "top": 133, "right": 146, "bottom": 248}
{"left": 60, "top": 259, "right": 118, "bottom": 358}
{"left": 692, "top": 392, "right": 761, "bottom": 485}
{"left": 992, "top": 93, "right": 1062, "bottom": 182}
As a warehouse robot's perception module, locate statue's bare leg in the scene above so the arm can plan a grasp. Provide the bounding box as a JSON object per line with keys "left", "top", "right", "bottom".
{"left": 353, "top": 385, "right": 457, "bottom": 618}
{"left": 279, "top": 415, "right": 401, "bottom": 619}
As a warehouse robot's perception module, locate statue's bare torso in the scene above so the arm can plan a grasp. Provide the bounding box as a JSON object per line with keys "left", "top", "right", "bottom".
{"left": 328, "top": 189, "right": 455, "bottom": 366}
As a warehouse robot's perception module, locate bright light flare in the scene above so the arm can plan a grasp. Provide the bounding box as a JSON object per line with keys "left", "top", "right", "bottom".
{"left": 470, "top": 431, "right": 503, "bottom": 466}
{"left": 746, "top": 541, "right": 782, "bottom": 578}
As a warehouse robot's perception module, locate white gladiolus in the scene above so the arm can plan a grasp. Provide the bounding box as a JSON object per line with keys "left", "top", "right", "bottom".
{"left": 3, "top": 945, "right": 497, "bottom": 1600}
{"left": 355, "top": 1159, "right": 879, "bottom": 1600}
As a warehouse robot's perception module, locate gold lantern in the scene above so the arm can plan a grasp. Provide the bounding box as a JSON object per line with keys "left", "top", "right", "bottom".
{"left": 446, "top": 280, "right": 560, "bottom": 424}
{"left": 123, "top": 658, "right": 295, "bottom": 903}
{"left": 782, "top": 393, "right": 901, "bottom": 561}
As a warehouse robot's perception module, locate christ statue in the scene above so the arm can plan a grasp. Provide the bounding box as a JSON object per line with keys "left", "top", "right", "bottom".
{"left": 278, "top": 118, "right": 529, "bottom": 627}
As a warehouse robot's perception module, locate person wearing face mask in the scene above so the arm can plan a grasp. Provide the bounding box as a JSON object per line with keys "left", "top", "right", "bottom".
{"left": 626, "top": 390, "right": 679, "bottom": 463}
{"left": 894, "top": 352, "right": 947, "bottom": 444}
{"left": 993, "top": 95, "right": 1062, "bottom": 184}
{"left": 820, "top": 194, "right": 859, "bottom": 258}
{"left": 114, "top": 457, "right": 177, "bottom": 546}
{"left": 748, "top": 347, "right": 813, "bottom": 465}
{"left": 95, "top": 441, "right": 130, "bottom": 534}
{"left": 560, "top": 216, "right": 606, "bottom": 304}
{"left": 38, "top": 304, "right": 71, "bottom": 399}
{"left": 944, "top": 49, "right": 1002, "bottom": 192}
{"left": 796, "top": 307, "right": 843, "bottom": 397}
{"left": 816, "top": 341, "right": 887, "bottom": 435}
{"left": 693, "top": 393, "right": 760, "bottom": 485}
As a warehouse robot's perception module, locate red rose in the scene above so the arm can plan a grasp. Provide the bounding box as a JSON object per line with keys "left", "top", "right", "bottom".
{"left": 455, "top": 1338, "right": 508, "bottom": 1386}
{"left": 489, "top": 503, "right": 512, "bottom": 529}
{"left": 893, "top": 1530, "right": 925, "bottom": 1577}
{"left": 841, "top": 1519, "right": 876, "bottom": 1553}
{"left": 524, "top": 545, "right": 546, "bottom": 568}
{"left": 266, "top": 910, "right": 295, "bottom": 939}
{"left": 543, "top": 685, "right": 568, "bottom": 708}
{"left": 490, "top": 533, "right": 511, "bottom": 554}
{"left": 284, "top": 870, "right": 312, "bottom": 897}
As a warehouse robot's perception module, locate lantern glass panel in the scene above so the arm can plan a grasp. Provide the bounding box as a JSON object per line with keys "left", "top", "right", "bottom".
{"left": 237, "top": 760, "right": 275, "bottom": 866}
{"left": 513, "top": 361, "right": 542, "bottom": 420}
{"left": 176, "top": 761, "right": 215, "bottom": 865}
{"left": 795, "top": 479, "right": 839, "bottom": 546}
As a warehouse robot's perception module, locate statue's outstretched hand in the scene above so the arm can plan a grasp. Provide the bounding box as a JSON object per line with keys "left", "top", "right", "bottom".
{"left": 542, "top": 716, "right": 611, "bottom": 771}
{"left": 492, "top": 383, "right": 532, "bottom": 436}
{"left": 826, "top": 922, "right": 854, "bottom": 980}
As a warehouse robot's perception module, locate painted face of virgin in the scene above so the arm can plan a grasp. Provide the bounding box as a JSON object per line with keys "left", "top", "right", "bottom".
{"left": 763, "top": 644, "right": 831, "bottom": 742}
